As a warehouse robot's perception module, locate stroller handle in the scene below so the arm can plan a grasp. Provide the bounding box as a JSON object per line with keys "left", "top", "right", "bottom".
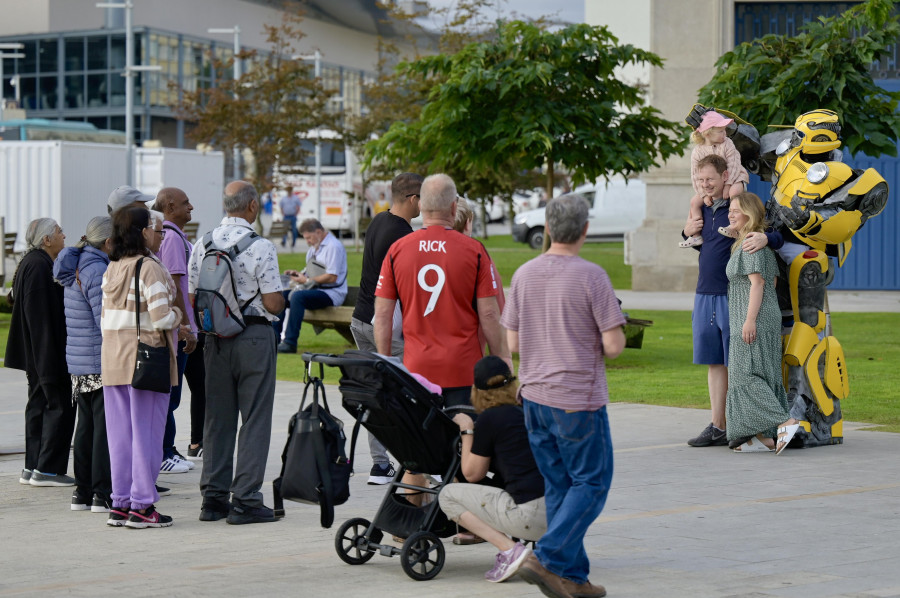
{"left": 301, "top": 352, "right": 387, "bottom": 370}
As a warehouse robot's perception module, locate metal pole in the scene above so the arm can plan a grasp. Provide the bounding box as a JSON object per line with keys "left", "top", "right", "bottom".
{"left": 233, "top": 26, "right": 241, "bottom": 180}
{"left": 124, "top": 0, "right": 134, "bottom": 186}
{"left": 314, "top": 50, "right": 322, "bottom": 222}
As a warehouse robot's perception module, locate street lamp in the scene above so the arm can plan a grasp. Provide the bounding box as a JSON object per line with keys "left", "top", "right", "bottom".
{"left": 0, "top": 43, "right": 25, "bottom": 119}
{"left": 96, "top": 1, "right": 161, "bottom": 186}
{"left": 294, "top": 50, "right": 323, "bottom": 221}
{"left": 208, "top": 26, "right": 242, "bottom": 180}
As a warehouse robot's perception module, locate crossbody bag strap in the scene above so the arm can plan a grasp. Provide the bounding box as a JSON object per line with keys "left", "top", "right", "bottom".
{"left": 133, "top": 256, "right": 169, "bottom": 350}
{"left": 134, "top": 257, "right": 144, "bottom": 339}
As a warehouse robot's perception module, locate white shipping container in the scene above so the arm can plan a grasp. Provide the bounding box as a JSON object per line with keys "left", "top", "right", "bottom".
{"left": 0, "top": 142, "right": 225, "bottom": 255}
{"left": 0, "top": 141, "right": 124, "bottom": 253}
{"left": 135, "top": 147, "right": 224, "bottom": 239}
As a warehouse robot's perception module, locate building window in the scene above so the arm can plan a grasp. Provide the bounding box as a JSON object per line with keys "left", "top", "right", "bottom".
{"left": 65, "top": 38, "right": 85, "bottom": 72}
{"left": 87, "top": 36, "right": 108, "bottom": 70}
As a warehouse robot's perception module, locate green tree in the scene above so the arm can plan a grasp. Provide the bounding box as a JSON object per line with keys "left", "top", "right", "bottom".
{"left": 697, "top": 0, "right": 900, "bottom": 157}
{"left": 174, "top": 9, "right": 336, "bottom": 195}
{"left": 364, "top": 20, "right": 687, "bottom": 203}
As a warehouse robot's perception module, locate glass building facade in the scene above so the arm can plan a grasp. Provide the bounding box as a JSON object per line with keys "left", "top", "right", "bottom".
{"left": 1, "top": 27, "right": 371, "bottom": 149}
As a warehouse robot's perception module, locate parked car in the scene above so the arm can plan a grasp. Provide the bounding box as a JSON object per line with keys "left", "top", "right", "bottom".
{"left": 411, "top": 195, "right": 505, "bottom": 228}
{"left": 512, "top": 178, "right": 646, "bottom": 249}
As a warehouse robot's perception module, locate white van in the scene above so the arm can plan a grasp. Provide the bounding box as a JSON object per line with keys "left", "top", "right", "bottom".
{"left": 512, "top": 178, "right": 646, "bottom": 249}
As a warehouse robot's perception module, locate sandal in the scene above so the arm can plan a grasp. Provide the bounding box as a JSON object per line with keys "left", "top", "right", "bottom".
{"left": 776, "top": 424, "right": 800, "bottom": 455}
{"left": 732, "top": 437, "right": 774, "bottom": 453}
{"left": 728, "top": 436, "right": 752, "bottom": 449}
{"left": 718, "top": 226, "right": 738, "bottom": 238}
{"left": 679, "top": 235, "right": 703, "bottom": 248}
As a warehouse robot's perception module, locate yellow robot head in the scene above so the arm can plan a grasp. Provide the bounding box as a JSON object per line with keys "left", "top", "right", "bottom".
{"left": 792, "top": 110, "right": 841, "bottom": 155}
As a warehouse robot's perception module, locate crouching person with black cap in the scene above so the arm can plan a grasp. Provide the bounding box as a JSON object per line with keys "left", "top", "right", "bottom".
{"left": 438, "top": 355, "right": 546, "bottom": 584}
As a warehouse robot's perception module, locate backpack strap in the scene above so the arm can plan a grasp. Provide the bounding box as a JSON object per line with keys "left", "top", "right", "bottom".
{"left": 202, "top": 230, "right": 263, "bottom": 315}
{"left": 163, "top": 223, "right": 191, "bottom": 264}
{"left": 230, "top": 232, "right": 262, "bottom": 314}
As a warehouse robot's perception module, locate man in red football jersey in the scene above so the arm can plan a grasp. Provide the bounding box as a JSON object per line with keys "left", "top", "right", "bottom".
{"left": 374, "top": 173, "right": 511, "bottom": 409}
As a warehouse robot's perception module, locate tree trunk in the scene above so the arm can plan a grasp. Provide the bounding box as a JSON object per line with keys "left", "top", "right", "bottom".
{"left": 542, "top": 161, "right": 554, "bottom": 253}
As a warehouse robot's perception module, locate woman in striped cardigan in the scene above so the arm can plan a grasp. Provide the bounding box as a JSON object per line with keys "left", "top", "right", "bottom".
{"left": 101, "top": 206, "right": 182, "bottom": 529}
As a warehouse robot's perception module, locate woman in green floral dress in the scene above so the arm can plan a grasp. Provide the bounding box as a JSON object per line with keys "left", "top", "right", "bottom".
{"left": 725, "top": 193, "right": 800, "bottom": 454}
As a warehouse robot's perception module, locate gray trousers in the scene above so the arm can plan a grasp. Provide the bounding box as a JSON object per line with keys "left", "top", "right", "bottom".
{"left": 200, "top": 323, "right": 276, "bottom": 507}
{"left": 350, "top": 317, "right": 402, "bottom": 466}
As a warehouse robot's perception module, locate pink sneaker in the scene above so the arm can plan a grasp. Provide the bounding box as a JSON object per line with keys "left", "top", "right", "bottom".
{"left": 679, "top": 235, "right": 703, "bottom": 248}
{"left": 124, "top": 505, "right": 173, "bottom": 529}
{"left": 485, "top": 543, "right": 531, "bottom": 583}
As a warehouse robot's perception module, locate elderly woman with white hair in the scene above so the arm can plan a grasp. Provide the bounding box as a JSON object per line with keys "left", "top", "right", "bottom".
{"left": 6, "top": 217, "right": 76, "bottom": 487}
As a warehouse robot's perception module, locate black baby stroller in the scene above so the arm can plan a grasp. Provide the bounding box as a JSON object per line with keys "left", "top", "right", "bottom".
{"left": 304, "top": 351, "right": 466, "bottom": 581}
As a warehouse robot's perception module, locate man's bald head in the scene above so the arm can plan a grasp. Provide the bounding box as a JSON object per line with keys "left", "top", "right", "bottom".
{"left": 157, "top": 187, "right": 192, "bottom": 227}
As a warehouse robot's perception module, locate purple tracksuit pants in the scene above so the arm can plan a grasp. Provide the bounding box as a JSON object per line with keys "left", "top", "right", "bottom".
{"left": 104, "top": 385, "right": 168, "bottom": 511}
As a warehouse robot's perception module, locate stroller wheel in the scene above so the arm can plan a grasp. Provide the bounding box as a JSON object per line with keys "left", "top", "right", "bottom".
{"left": 335, "top": 517, "right": 381, "bottom": 565}
{"left": 400, "top": 531, "right": 445, "bottom": 581}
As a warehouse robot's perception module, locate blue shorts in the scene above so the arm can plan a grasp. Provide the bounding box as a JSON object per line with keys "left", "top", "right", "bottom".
{"left": 692, "top": 294, "right": 729, "bottom": 365}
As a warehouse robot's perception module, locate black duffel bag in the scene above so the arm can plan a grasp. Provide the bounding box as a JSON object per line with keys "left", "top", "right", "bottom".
{"left": 273, "top": 369, "right": 357, "bottom": 528}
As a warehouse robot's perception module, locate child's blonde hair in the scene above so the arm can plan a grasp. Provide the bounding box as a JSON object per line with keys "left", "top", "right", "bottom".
{"left": 690, "top": 129, "right": 707, "bottom": 145}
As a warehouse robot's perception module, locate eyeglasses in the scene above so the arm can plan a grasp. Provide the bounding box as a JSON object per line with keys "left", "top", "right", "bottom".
{"left": 405, "top": 193, "right": 420, "bottom": 199}
{"left": 145, "top": 227, "right": 166, "bottom": 238}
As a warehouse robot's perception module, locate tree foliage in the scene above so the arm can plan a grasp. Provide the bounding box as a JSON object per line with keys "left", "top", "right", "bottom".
{"left": 364, "top": 20, "right": 686, "bottom": 200}
{"left": 174, "top": 9, "right": 336, "bottom": 193}
{"left": 697, "top": 0, "right": 900, "bottom": 157}
{"left": 341, "top": 0, "right": 506, "bottom": 185}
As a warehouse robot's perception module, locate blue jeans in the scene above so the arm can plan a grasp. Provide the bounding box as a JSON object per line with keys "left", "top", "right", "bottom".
{"left": 282, "top": 214, "right": 298, "bottom": 247}
{"left": 273, "top": 289, "right": 333, "bottom": 348}
{"left": 163, "top": 341, "right": 189, "bottom": 460}
{"left": 523, "top": 399, "right": 614, "bottom": 584}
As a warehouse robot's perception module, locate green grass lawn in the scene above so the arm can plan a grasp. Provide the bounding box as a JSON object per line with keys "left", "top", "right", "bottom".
{"left": 3, "top": 234, "right": 894, "bottom": 432}
{"left": 269, "top": 310, "right": 900, "bottom": 431}
{"left": 277, "top": 235, "right": 632, "bottom": 294}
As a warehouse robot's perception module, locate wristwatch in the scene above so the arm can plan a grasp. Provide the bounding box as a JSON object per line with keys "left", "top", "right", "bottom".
{"left": 460, "top": 429, "right": 474, "bottom": 436}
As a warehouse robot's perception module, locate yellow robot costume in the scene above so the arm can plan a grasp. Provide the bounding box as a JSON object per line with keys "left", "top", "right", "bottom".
{"left": 687, "top": 106, "right": 889, "bottom": 448}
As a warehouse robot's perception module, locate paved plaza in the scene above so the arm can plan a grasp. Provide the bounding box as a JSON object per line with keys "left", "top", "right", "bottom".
{"left": 2, "top": 358, "right": 899, "bottom": 597}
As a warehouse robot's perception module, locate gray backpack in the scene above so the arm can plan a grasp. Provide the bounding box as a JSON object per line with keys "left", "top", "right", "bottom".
{"left": 193, "top": 231, "right": 262, "bottom": 338}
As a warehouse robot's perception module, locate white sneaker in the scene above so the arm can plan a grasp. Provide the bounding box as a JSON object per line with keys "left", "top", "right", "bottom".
{"left": 173, "top": 454, "right": 195, "bottom": 470}
{"left": 160, "top": 457, "right": 190, "bottom": 474}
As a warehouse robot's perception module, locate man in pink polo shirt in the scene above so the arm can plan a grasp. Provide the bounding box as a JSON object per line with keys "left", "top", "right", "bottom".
{"left": 502, "top": 193, "right": 626, "bottom": 598}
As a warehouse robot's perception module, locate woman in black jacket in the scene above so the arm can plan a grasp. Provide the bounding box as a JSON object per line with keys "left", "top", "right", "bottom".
{"left": 6, "top": 217, "right": 75, "bottom": 486}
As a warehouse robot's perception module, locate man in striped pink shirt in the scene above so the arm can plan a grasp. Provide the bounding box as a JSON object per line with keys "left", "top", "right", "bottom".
{"left": 501, "top": 194, "right": 626, "bottom": 598}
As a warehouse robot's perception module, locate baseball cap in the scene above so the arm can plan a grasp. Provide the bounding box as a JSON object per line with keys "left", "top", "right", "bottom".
{"left": 697, "top": 111, "right": 734, "bottom": 133}
{"left": 108, "top": 185, "right": 155, "bottom": 212}
{"left": 473, "top": 355, "right": 515, "bottom": 390}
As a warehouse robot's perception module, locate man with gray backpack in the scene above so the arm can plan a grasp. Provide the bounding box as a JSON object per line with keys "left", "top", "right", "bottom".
{"left": 188, "top": 180, "right": 284, "bottom": 525}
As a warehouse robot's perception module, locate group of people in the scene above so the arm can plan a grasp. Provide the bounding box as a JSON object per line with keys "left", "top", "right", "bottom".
{"left": 8, "top": 171, "right": 627, "bottom": 597}
{"left": 682, "top": 136, "right": 801, "bottom": 454}
{"left": 7, "top": 180, "right": 286, "bottom": 528}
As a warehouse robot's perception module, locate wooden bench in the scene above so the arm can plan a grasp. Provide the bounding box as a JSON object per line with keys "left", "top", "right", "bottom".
{"left": 183, "top": 221, "right": 200, "bottom": 242}
{"left": 300, "top": 286, "right": 653, "bottom": 349}
{"left": 267, "top": 220, "right": 292, "bottom": 242}
{"left": 0, "top": 221, "right": 18, "bottom": 288}
{"left": 303, "top": 286, "right": 359, "bottom": 344}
